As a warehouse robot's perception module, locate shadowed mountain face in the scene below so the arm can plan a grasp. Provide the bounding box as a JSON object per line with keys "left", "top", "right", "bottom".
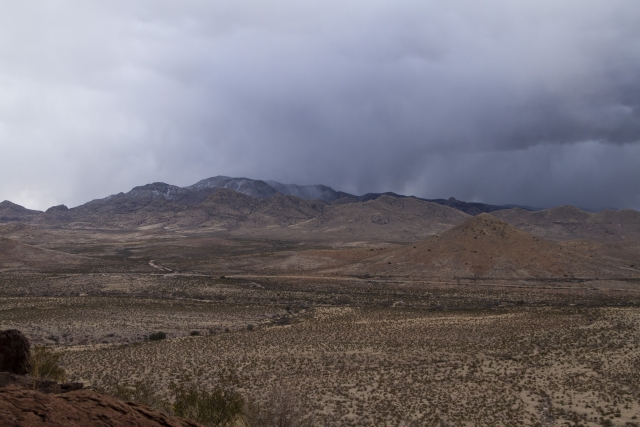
{"left": 189, "top": 176, "right": 279, "bottom": 199}
{"left": 0, "top": 201, "right": 41, "bottom": 222}
{"left": 341, "top": 214, "right": 634, "bottom": 279}
{"left": 266, "top": 180, "right": 349, "bottom": 202}
{"left": 421, "top": 197, "right": 515, "bottom": 216}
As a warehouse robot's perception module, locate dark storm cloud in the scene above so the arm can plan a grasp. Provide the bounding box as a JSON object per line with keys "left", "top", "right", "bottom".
{"left": 1, "top": 0, "right": 640, "bottom": 210}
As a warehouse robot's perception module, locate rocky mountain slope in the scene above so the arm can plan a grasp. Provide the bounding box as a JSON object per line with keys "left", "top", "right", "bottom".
{"left": 0, "top": 183, "right": 474, "bottom": 240}
{"left": 285, "top": 195, "right": 470, "bottom": 241}
{"left": 0, "top": 175, "right": 519, "bottom": 221}
{"left": 159, "top": 191, "right": 469, "bottom": 241}
{"left": 0, "top": 201, "right": 41, "bottom": 222}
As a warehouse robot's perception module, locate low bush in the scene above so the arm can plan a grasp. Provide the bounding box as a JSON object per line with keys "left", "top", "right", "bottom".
{"left": 100, "top": 375, "right": 319, "bottom": 427}
{"left": 28, "top": 346, "right": 66, "bottom": 383}
{"left": 244, "top": 387, "right": 317, "bottom": 427}
{"left": 104, "top": 378, "right": 171, "bottom": 414}
{"left": 149, "top": 331, "right": 167, "bottom": 341}
{"left": 171, "top": 382, "right": 244, "bottom": 427}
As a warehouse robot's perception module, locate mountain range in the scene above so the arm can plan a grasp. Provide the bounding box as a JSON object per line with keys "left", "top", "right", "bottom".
{"left": 1, "top": 175, "right": 519, "bottom": 217}
{"left": 1, "top": 175, "right": 640, "bottom": 243}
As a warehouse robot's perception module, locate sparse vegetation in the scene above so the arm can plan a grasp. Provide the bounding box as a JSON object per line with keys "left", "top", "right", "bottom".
{"left": 171, "top": 382, "right": 245, "bottom": 427}
{"left": 99, "top": 378, "right": 171, "bottom": 414}
{"left": 244, "top": 387, "right": 317, "bottom": 427}
{"left": 28, "top": 345, "right": 66, "bottom": 383}
{"left": 3, "top": 205, "right": 640, "bottom": 425}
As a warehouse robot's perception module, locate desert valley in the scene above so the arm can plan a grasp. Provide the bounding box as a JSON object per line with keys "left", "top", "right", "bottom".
{"left": 1, "top": 176, "right": 640, "bottom": 426}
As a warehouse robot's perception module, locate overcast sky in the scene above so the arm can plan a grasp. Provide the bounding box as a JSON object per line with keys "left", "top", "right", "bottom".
{"left": 1, "top": 1, "right": 640, "bottom": 211}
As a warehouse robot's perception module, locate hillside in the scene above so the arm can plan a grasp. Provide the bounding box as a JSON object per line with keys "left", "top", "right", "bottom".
{"left": 0, "top": 201, "right": 41, "bottom": 222}
{"left": 167, "top": 190, "right": 326, "bottom": 230}
{"left": 0, "top": 189, "right": 471, "bottom": 241}
{"left": 493, "top": 206, "right": 640, "bottom": 241}
{"left": 343, "top": 214, "right": 635, "bottom": 279}
{"left": 286, "top": 195, "right": 470, "bottom": 241}
{"left": 0, "top": 237, "right": 90, "bottom": 272}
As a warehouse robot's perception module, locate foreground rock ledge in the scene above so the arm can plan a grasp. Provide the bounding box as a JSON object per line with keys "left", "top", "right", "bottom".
{"left": 0, "top": 384, "right": 202, "bottom": 427}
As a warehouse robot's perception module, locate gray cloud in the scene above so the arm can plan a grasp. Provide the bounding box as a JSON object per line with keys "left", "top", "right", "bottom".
{"left": 1, "top": 0, "right": 640, "bottom": 210}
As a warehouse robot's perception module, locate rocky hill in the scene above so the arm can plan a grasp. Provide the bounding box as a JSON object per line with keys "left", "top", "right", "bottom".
{"left": 0, "top": 201, "right": 41, "bottom": 222}
{"left": 286, "top": 195, "right": 470, "bottom": 241}
{"left": 492, "top": 206, "right": 640, "bottom": 241}
{"left": 342, "top": 214, "right": 636, "bottom": 279}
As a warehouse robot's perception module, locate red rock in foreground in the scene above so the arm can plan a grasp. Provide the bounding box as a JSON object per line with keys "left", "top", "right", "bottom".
{"left": 0, "top": 385, "right": 202, "bottom": 427}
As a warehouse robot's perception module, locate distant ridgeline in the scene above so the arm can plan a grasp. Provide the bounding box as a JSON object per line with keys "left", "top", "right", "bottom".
{"left": 1, "top": 176, "right": 640, "bottom": 242}
{"left": 9, "top": 176, "right": 523, "bottom": 216}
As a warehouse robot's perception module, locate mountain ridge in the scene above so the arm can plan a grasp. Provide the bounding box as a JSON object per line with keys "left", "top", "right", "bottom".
{"left": 2, "top": 176, "right": 639, "bottom": 242}
{"left": 1, "top": 175, "right": 531, "bottom": 217}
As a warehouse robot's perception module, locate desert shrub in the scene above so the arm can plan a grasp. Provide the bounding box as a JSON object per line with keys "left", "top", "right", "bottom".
{"left": 149, "top": 331, "right": 167, "bottom": 341}
{"left": 102, "top": 378, "right": 171, "bottom": 413}
{"left": 98, "top": 375, "right": 316, "bottom": 427}
{"left": 28, "top": 346, "right": 66, "bottom": 383}
{"left": 171, "top": 382, "right": 245, "bottom": 427}
{"left": 244, "top": 387, "right": 316, "bottom": 427}
{"left": 247, "top": 324, "right": 255, "bottom": 331}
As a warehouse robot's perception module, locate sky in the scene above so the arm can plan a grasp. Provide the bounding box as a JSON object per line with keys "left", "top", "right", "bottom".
{"left": 1, "top": 1, "right": 640, "bottom": 211}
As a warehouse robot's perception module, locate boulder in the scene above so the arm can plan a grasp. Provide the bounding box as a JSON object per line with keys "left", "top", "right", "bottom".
{"left": 0, "top": 330, "right": 30, "bottom": 375}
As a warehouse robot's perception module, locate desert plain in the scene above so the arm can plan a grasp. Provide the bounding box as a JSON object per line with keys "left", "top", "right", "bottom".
{"left": 2, "top": 186, "right": 640, "bottom": 427}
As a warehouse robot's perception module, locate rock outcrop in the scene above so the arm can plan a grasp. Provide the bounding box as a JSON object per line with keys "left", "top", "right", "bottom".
{"left": 0, "top": 385, "right": 202, "bottom": 427}
{"left": 0, "top": 372, "right": 82, "bottom": 394}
